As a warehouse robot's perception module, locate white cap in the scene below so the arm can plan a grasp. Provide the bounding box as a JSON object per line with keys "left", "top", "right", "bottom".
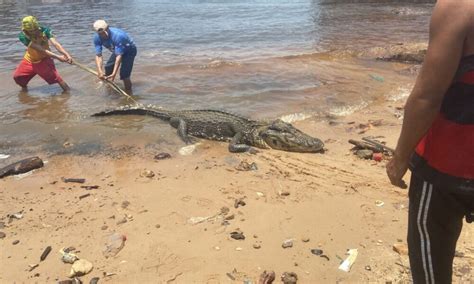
{"left": 93, "top": 19, "right": 108, "bottom": 32}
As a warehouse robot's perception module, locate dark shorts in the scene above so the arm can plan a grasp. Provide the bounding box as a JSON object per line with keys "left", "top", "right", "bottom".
{"left": 105, "top": 46, "right": 137, "bottom": 80}
{"left": 13, "top": 58, "right": 63, "bottom": 87}
{"left": 407, "top": 172, "right": 474, "bottom": 283}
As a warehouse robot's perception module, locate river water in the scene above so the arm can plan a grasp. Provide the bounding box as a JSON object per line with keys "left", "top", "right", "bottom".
{"left": 0, "top": 0, "right": 433, "bottom": 155}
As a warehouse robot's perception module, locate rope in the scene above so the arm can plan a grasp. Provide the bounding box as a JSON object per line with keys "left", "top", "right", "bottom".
{"left": 71, "top": 59, "right": 137, "bottom": 103}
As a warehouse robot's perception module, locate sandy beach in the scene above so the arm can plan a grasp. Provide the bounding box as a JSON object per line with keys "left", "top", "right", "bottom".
{"left": 1, "top": 94, "right": 472, "bottom": 283}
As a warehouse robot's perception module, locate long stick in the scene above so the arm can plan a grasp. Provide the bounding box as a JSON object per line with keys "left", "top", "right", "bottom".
{"left": 71, "top": 59, "right": 137, "bottom": 103}
{"left": 362, "top": 137, "right": 395, "bottom": 154}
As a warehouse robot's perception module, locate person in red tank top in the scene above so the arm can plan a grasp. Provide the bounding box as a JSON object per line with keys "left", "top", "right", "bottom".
{"left": 386, "top": 1, "right": 473, "bottom": 283}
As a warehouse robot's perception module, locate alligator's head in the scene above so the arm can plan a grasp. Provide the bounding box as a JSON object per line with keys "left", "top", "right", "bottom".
{"left": 257, "top": 120, "right": 324, "bottom": 153}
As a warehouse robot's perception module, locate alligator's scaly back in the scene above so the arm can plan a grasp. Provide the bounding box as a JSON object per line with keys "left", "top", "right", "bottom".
{"left": 93, "top": 105, "right": 324, "bottom": 153}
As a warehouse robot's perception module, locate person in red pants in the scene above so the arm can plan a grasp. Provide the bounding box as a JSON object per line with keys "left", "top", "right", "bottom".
{"left": 13, "top": 16, "right": 72, "bottom": 92}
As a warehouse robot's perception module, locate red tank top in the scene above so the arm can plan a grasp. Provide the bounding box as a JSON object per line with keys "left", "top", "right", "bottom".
{"left": 411, "top": 55, "right": 474, "bottom": 191}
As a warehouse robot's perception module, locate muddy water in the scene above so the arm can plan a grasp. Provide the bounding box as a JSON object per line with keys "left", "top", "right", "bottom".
{"left": 0, "top": 0, "right": 433, "bottom": 155}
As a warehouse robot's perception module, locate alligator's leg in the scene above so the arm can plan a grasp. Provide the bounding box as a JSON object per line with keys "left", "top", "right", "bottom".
{"left": 228, "top": 132, "right": 252, "bottom": 153}
{"left": 169, "top": 117, "right": 195, "bottom": 144}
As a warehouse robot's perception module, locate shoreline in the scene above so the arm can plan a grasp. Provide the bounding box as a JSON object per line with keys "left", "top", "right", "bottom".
{"left": 1, "top": 93, "right": 472, "bottom": 283}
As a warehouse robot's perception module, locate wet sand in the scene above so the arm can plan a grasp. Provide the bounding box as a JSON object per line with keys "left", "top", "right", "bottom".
{"left": 1, "top": 95, "right": 472, "bottom": 283}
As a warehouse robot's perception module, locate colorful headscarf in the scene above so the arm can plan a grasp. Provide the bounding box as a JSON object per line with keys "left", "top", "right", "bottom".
{"left": 21, "top": 16, "right": 40, "bottom": 32}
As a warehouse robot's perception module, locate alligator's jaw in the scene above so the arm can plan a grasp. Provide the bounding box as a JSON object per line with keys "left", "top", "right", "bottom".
{"left": 258, "top": 120, "right": 324, "bottom": 153}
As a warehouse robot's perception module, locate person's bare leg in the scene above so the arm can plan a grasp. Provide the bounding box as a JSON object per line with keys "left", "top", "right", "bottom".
{"left": 58, "top": 80, "right": 70, "bottom": 93}
{"left": 21, "top": 86, "right": 28, "bottom": 92}
{"left": 123, "top": 78, "right": 132, "bottom": 93}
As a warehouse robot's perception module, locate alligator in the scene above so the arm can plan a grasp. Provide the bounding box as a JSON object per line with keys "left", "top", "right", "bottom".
{"left": 93, "top": 105, "right": 324, "bottom": 153}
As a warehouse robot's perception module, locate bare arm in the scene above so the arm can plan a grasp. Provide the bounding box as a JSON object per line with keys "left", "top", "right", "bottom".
{"left": 105, "top": 54, "right": 122, "bottom": 81}
{"left": 49, "top": 37, "right": 72, "bottom": 63}
{"left": 29, "top": 42, "right": 66, "bottom": 62}
{"left": 386, "top": 0, "right": 469, "bottom": 188}
{"left": 95, "top": 55, "right": 105, "bottom": 79}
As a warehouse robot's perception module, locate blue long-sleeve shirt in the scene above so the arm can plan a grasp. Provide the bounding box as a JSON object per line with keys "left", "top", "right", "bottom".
{"left": 93, "top": 27, "right": 136, "bottom": 56}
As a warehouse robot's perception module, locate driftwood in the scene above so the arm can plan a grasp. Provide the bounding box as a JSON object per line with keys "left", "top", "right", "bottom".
{"left": 0, "top": 157, "right": 44, "bottom": 179}
{"left": 349, "top": 138, "right": 394, "bottom": 154}
{"left": 362, "top": 137, "right": 395, "bottom": 154}
{"left": 348, "top": 139, "right": 383, "bottom": 153}
{"left": 63, "top": 178, "right": 86, "bottom": 184}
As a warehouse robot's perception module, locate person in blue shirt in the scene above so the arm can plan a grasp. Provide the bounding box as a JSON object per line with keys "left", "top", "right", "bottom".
{"left": 93, "top": 20, "right": 137, "bottom": 92}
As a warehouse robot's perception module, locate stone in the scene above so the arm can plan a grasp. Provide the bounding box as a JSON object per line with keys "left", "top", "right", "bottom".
{"left": 393, "top": 243, "right": 408, "bottom": 255}
{"left": 282, "top": 239, "right": 293, "bottom": 249}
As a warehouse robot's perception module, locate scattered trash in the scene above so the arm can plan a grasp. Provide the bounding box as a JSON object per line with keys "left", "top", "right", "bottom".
{"left": 365, "top": 265, "right": 372, "bottom": 271}
{"left": 8, "top": 211, "right": 24, "bottom": 222}
{"left": 301, "top": 237, "right": 310, "bottom": 243}
{"left": 179, "top": 144, "right": 198, "bottom": 156}
{"left": 188, "top": 215, "right": 215, "bottom": 225}
{"left": 89, "top": 277, "right": 100, "bottom": 284}
{"left": 28, "top": 263, "right": 39, "bottom": 272}
{"left": 226, "top": 272, "right": 236, "bottom": 280}
{"left": 154, "top": 152, "right": 171, "bottom": 160}
{"left": 69, "top": 259, "right": 93, "bottom": 277}
{"left": 40, "top": 246, "right": 52, "bottom": 261}
{"left": 256, "top": 192, "right": 264, "bottom": 197}
{"left": 259, "top": 270, "right": 276, "bottom": 284}
{"left": 12, "top": 240, "right": 20, "bottom": 245}
{"left": 338, "top": 248, "right": 358, "bottom": 272}
{"left": 79, "top": 193, "right": 91, "bottom": 200}
{"left": 369, "top": 74, "right": 385, "bottom": 82}
{"left": 102, "top": 232, "right": 126, "bottom": 258}
{"left": 0, "top": 156, "right": 44, "bottom": 179}
{"left": 281, "top": 272, "right": 298, "bottom": 284}
{"left": 235, "top": 160, "right": 258, "bottom": 171}
{"left": 311, "top": 248, "right": 330, "bottom": 261}
{"left": 0, "top": 154, "right": 10, "bottom": 159}
{"left": 253, "top": 243, "right": 261, "bottom": 249}
{"left": 372, "top": 153, "right": 383, "bottom": 162}
{"left": 62, "top": 178, "right": 86, "bottom": 184}
{"left": 279, "top": 191, "right": 290, "bottom": 197}
{"left": 356, "top": 149, "right": 374, "bottom": 160}
{"left": 60, "top": 248, "right": 79, "bottom": 264}
{"left": 230, "top": 231, "right": 245, "bottom": 240}
{"left": 187, "top": 209, "right": 226, "bottom": 225}
{"left": 81, "top": 185, "right": 99, "bottom": 190}
{"left": 140, "top": 170, "right": 155, "bottom": 178}
{"left": 375, "top": 200, "right": 385, "bottom": 207}
{"left": 234, "top": 198, "right": 246, "bottom": 208}
{"left": 282, "top": 239, "right": 294, "bottom": 249}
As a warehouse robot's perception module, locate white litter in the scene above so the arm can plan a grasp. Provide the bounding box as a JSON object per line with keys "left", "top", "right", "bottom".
{"left": 0, "top": 154, "right": 10, "bottom": 159}
{"left": 179, "top": 143, "right": 200, "bottom": 156}
{"left": 338, "top": 248, "right": 358, "bottom": 272}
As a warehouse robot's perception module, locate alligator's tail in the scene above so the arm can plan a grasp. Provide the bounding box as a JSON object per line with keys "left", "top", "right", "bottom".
{"left": 92, "top": 106, "right": 171, "bottom": 121}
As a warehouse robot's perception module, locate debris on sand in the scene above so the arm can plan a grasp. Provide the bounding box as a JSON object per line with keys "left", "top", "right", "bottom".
{"left": 0, "top": 157, "right": 44, "bottom": 179}
{"left": 281, "top": 272, "right": 298, "bottom": 284}
{"left": 259, "top": 270, "right": 275, "bottom": 284}
{"left": 338, "top": 248, "right": 358, "bottom": 272}
{"left": 102, "top": 233, "right": 126, "bottom": 258}
{"left": 69, "top": 259, "right": 93, "bottom": 277}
